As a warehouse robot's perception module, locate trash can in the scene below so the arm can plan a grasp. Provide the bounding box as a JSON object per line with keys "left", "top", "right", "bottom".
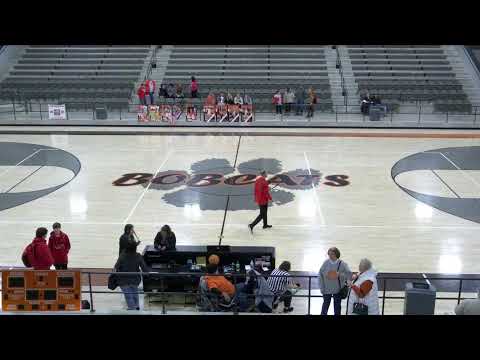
{"left": 404, "top": 282, "right": 436, "bottom": 315}
{"left": 95, "top": 106, "right": 108, "bottom": 120}
{"left": 369, "top": 107, "right": 382, "bottom": 121}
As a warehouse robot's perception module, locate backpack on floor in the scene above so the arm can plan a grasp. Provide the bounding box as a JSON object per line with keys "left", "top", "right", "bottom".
{"left": 22, "top": 243, "right": 34, "bottom": 267}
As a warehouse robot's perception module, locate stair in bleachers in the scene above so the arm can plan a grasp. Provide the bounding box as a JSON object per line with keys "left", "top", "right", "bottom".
{"left": 444, "top": 45, "right": 480, "bottom": 105}
{"left": 160, "top": 45, "right": 334, "bottom": 112}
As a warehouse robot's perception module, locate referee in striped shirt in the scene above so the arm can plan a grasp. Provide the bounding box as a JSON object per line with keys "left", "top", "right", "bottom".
{"left": 267, "top": 261, "right": 300, "bottom": 313}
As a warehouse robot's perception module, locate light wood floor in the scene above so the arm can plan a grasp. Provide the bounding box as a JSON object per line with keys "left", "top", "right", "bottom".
{"left": 1, "top": 131, "right": 480, "bottom": 277}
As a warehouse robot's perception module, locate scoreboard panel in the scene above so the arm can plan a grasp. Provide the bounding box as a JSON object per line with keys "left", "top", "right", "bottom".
{"left": 2, "top": 270, "right": 81, "bottom": 311}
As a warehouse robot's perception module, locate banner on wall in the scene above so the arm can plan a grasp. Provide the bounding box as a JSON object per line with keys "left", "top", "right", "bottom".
{"left": 48, "top": 104, "right": 67, "bottom": 120}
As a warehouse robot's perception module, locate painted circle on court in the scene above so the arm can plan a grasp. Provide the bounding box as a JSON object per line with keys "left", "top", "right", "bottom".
{"left": 392, "top": 146, "right": 480, "bottom": 224}
{"left": 0, "top": 142, "right": 81, "bottom": 211}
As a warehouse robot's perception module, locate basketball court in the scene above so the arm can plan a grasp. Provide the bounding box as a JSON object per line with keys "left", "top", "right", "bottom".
{"left": 0, "top": 128, "right": 480, "bottom": 280}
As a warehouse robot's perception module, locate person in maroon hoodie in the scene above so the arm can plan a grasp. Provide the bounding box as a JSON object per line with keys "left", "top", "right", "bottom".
{"left": 48, "top": 222, "right": 71, "bottom": 270}
{"left": 22, "top": 227, "right": 54, "bottom": 270}
{"left": 248, "top": 170, "right": 273, "bottom": 233}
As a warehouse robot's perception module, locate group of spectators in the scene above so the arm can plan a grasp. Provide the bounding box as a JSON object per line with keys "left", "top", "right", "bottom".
{"left": 22, "top": 223, "right": 480, "bottom": 315}
{"left": 137, "top": 76, "right": 199, "bottom": 106}
{"left": 272, "top": 87, "right": 318, "bottom": 117}
{"left": 204, "top": 92, "right": 253, "bottom": 107}
{"left": 22, "top": 223, "right": 71, "bottom": 270}
{"left": 19, "top": 224, "right": 379, "bottom": 314}
{"left": 200, "top": 246, "right": 380, "bottom": 315}
{"left": 360, "top": 91, "right": 385, "bottom": 115}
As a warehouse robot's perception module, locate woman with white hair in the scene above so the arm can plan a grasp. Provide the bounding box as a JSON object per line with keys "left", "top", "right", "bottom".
{"left": 347, "top": 258, "right": 380, "bottom": 315}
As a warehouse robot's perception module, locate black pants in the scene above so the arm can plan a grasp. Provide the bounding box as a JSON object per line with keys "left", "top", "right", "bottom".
{"left": 321, "top": 293, "right": 342, "bottom": 315}
{"left": 191, "top": 90, "right": 198, "bottom": 98}
{"left": 296, "top": 101, "right": 304, "bottom": 115}
{"left": 54, "top": 263, "right": 67, "bottom": 270}
{"left": 307, "top": 105, "right": 314, "bottom": 118}
{"left": 275, "top": 105, "right": 282, "bottom": 114}
{"left": 257, "top": 301, "right": 272, "bottom": 313}
{"left": 251, "top": 204, "right": 268, "bottom": 228}
{"left": 274, "top": 290, "right": 292, "bottom": 308}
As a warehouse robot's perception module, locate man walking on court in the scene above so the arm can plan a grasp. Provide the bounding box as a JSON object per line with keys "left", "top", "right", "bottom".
{"left": 249, "top": 170, "right": 273, "bottom": 233}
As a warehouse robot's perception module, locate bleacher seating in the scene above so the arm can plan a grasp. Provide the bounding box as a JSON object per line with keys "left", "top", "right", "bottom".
{"left": 0, "top": 45, "right": 151, "bottom": 110}
{"left": 348, "top": 46, "right": 472, "bottom": 113}
{"left": 161, "top": 46, "right": 333, "bottom": 111}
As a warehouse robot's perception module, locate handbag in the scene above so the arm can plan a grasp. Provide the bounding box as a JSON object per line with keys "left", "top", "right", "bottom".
{"left": 353, "top": 301, "right": 369, "bottom": 315}
{"left": 337, "top": 261, "right": 349, "bottom": 299}
{"left": 108, "top": 266, "right": 119, "bottom": 291}
{"left": 351, "top": 274, "right": 369, "bottom": 315}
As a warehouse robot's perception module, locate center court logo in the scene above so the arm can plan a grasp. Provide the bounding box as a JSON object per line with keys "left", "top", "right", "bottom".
{"left": 113, "top": 158, "right": 350, "bottom": 211}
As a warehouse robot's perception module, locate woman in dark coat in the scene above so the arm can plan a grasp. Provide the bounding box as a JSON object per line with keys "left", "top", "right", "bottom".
{"left": 119, "top": 224, "right": 140, "bottom": 255}
{"left": 154, "top": 225, "right": 176, "bottom": 251}
{"left": 114, "top": 241, "right": 150, "bottom": 310}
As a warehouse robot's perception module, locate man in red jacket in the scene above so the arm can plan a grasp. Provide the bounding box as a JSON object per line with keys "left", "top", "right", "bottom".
{"left": 145, "top": 79, "right": 156, "bottom": 105}
{"left": 249, "top": 170, "right": 273, "bottom": 233}
{"left": 137, "top": 83, "right": 147, "bottom": 106}
{"left": 22, "top": 227, "right": 54, "bottom": 270}
{"left": 48, "top": 222, "right": 71, "bottom": 270}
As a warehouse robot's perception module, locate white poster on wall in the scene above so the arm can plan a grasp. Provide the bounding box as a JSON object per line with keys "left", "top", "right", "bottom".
{"left": 48, "top": 104, "right": 66, "bottom": 120}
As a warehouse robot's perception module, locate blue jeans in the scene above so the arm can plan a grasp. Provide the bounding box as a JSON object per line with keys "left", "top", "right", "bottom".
{"left": 296, "top": 101, "right": 304, "bottom": 114}
{"left": 121, "top": 285, "right": 140, "bottom": 310}
{"left": 321, "top": 293, "right": 342, "bottom": 315}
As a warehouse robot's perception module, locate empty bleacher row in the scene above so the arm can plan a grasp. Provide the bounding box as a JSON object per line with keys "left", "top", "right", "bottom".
{"left": 162, "top": 46, "right": 333, "bottom": 111}
{"left": 0, "top": 46, "right": 151, "bottom": 109}
{"left": 347, "top": 46, "right": 472, "bottom": 113}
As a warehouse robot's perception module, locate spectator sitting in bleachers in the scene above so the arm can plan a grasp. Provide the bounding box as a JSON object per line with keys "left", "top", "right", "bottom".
{"left": 234, "top": 93, "right": 243, "bottom": 106}
{"left": 371, "top": 95, "right": 380, "bottom": 105}
{"left": 217, "top": 93, "right": 226, "bottom": 106}
{"left": 167, "top": 83, "right": 176, "bottom": 98}
{"left": 206, "top": 92, "right": 216, "bottom": 106}
{"left": 159, "top": 84, "right": 168, "bottom": 98}
{"left": 360, "top": 95, "right": 371, "bottom": 115}
{"left": 176, "top": 84, "right": 185, "bottom": 98}
{"left": 226, "top": 92, "right": 235, "bottom": 105}
{"left": 243, "top": 94, "right": 253, "bottom": 106}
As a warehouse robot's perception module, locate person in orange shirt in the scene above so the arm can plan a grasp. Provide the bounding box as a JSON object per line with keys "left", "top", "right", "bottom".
{"left": 204, "top": 263, "right": 236, "bottom": 302}
{"left": 205, "top": 92, "right": 216, "bottom": 107}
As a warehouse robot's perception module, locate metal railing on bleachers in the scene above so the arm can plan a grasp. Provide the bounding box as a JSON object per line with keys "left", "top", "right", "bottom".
{"left": 0, "top": 97, "right": 478, "bottom": 127}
